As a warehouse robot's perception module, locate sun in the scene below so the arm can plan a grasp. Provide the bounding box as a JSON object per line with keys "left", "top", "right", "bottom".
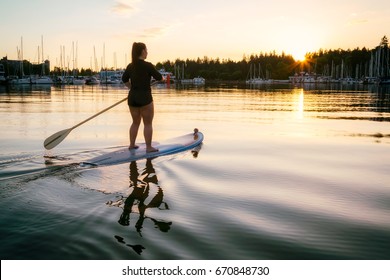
{"left": 297, "top": 55, "right": 306, "bottom": 62}
{"left": 289, "top": 47, "right": 307, "bottom": 62}
{"left": 292, "top": 51, "right": 307, "bottom": 62}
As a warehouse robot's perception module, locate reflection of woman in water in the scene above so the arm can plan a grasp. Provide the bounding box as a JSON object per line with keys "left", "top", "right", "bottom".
{"left": 118, "top": 159, "right": 171, "bottom": 235}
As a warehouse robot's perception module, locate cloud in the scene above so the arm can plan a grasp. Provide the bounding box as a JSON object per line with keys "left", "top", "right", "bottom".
{"left": 347, "top": 18, "right": 368, "bottom": 26}
{"left": 346, "top": 12, "right": 368, "bottom": 26}
{"left": 111, "top": 0, "right": 141, "bottom": 15}
{"left": 111, "top": 26, "right": 169, "bottom": 42}
{"left": 111, "top": 19, "right": 181, "bottom": 42}
{"left": 132, "top": 23, "right": 178, "bottom": 39}
{"left": 139, "top": 27, "right": 167, "bottom": 38}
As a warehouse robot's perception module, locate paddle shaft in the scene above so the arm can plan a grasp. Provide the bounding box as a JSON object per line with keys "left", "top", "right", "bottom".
{"left": 71, "top": 97, "right": 128, "bottom": 130}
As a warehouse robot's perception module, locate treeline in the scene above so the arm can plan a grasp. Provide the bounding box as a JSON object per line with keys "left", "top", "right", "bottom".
{"left": 156, "top": 36, "right": 389, "bottom": 80}
{"left": 51, "top": 66, "right": 94, "bottom": 77}
{"left": 304, "top": 48, "right": 371, "bottom": 75}
{"left": 156, "top": 53, "right": 296, "bottom": 81}
{"left": 304, "top": 36, "right": 389, "bottom": 79}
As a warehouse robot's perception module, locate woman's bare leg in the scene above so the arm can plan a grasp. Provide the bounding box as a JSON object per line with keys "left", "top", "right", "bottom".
{"left": 129, "top": 106, "right": 141, "bottom": 149}
{"left": 140, "top": 102, "right": 158, "bottom": 152}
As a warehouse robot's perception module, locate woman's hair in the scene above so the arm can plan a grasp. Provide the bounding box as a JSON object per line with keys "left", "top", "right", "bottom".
{"left": 131, "top": 42, "right": 146, "bottom": 64}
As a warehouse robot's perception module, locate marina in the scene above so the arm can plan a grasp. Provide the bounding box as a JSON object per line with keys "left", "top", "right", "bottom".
{"left": 2, "top": 66, "right": 389, "bottom": 87}
{"left": 2, "top": 36, "right": 389, "bottom": 87}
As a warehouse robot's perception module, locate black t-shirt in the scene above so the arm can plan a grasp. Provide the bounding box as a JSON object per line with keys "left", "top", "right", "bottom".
{"left": 122, "top": 60, "right": 162, "bottom": 107}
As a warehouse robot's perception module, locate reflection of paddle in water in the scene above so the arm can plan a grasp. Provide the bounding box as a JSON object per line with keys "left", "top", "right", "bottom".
{"left": 114, "top": 235, "right": 145, "bottom": 255}
{"left": 118, "top": 159, "right": 172, "bottom": 236}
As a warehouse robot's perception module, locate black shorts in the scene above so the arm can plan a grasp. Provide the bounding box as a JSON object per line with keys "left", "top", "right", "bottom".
{"left": 128, "top": 90, "right": 153, "bottom": 107}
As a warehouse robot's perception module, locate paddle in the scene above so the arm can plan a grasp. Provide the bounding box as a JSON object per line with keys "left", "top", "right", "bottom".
{"left": 44, "top": 97, "right": 128, "bottom": 150}
{"left": 44, "top": 80, "right": 162, "bottom": 150}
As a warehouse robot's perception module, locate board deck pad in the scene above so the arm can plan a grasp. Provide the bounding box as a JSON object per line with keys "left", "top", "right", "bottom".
{"left": 83, "top": 131, "right": 203, "bottom": 166}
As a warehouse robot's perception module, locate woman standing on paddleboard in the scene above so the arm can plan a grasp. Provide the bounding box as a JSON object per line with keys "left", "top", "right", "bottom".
{"left": 122, "top": 42, "right": 163, "bottom": 153}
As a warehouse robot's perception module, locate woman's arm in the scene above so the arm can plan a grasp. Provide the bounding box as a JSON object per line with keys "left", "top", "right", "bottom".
{"left": 149, "top": 63, "right": 163, "bottom": 81}
{"left": 122, "top": 64, "right": 131, "bottom": 88}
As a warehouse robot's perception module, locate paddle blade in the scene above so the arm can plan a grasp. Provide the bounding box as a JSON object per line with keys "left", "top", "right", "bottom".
{"left": 44, "top": 128, "right": 72, "bottom": 150}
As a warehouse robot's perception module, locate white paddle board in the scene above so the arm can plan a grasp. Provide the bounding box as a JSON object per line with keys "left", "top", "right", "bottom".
{"left": 83, "top": 130, "right": 204, "bottom": 166}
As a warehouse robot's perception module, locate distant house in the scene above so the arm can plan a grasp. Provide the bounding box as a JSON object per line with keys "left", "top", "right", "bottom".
{"left": 0, "top": 63, "right": 6, "bottom": 84}
{"left": 0, "top": 56, "right": 50, "bottom": 79}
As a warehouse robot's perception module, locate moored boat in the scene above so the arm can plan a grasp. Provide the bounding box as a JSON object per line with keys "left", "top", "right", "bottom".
{"left": 34, "top": 76, "right": 53, "bottom": 84}
{"left": 100, "top": 70, "right": 123, "bottom": 84}
{"left": 7, "top": 76, "right": 32, "bottom": 85}
{"left": 85, "top": 76, "right": 100, "bottom": 85}
{"left": 193, "top": 77, "right": 206, "bottom": 85}
{"left": 71, "top": 77, "right": 86, "bottom": 85}
{"left": 156, "top": 68, "right": 175, "bottom": 83}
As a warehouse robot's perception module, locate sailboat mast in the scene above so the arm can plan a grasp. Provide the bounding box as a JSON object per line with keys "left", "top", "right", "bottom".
{"left": 103, "top": 43, "right": 106, "bottom": 70}
{"left": 76, "top": 41, "right": 78, "bottom": 71}
{"left": 21, "top": 37, "right": 24, "bottom": 76}
{"left": 41, "top": 36, "right": 44, "bottom": 62}
{"left": 93, "top": 46, "right": 97, "bottom": 72}
{"left": 72, "top": 41, "right": 75, "bottom": 75}
{"left": 63, "top": 46, "right": 65, "bottom": 71}
{"left": 41, "top": 35, "right": 45, "bottom": 75}
{"left": 114, "top": 52, "right": 117, "bottom": 70}
{"left": 59, "top": 46, "right": 61, "bottom": 70}
{"left": 21, "top": 37, "right": 23, "bottom": 62}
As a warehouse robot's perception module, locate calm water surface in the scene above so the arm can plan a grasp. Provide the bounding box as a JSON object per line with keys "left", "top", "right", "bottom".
{"left": 0, "top": 83, "right": 389, "bottom": 259}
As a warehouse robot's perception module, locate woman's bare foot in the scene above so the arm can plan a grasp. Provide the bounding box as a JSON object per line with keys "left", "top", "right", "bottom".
{"left": 146, "top": 147, "right": 159, "bottom": 153}
{"left": 128, "top": 145, "right": 139, "bottom": 150}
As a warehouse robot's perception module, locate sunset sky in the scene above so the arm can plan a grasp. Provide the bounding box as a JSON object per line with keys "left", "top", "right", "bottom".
{"left": 1, "top": 0, "right": 389, "bottom": 70}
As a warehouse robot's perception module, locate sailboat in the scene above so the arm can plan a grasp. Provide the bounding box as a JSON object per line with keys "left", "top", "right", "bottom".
{"left": 34, "top": 36, "right": 53, "bottom": 84}
{"left": 8, "top": 75, "right": 31, "bottom": 85}
{"left": 246, "top": 63, "right": 273, "bottom": 84}
{"left": 8, "top": 37, "right": 32, "bottom": 85}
